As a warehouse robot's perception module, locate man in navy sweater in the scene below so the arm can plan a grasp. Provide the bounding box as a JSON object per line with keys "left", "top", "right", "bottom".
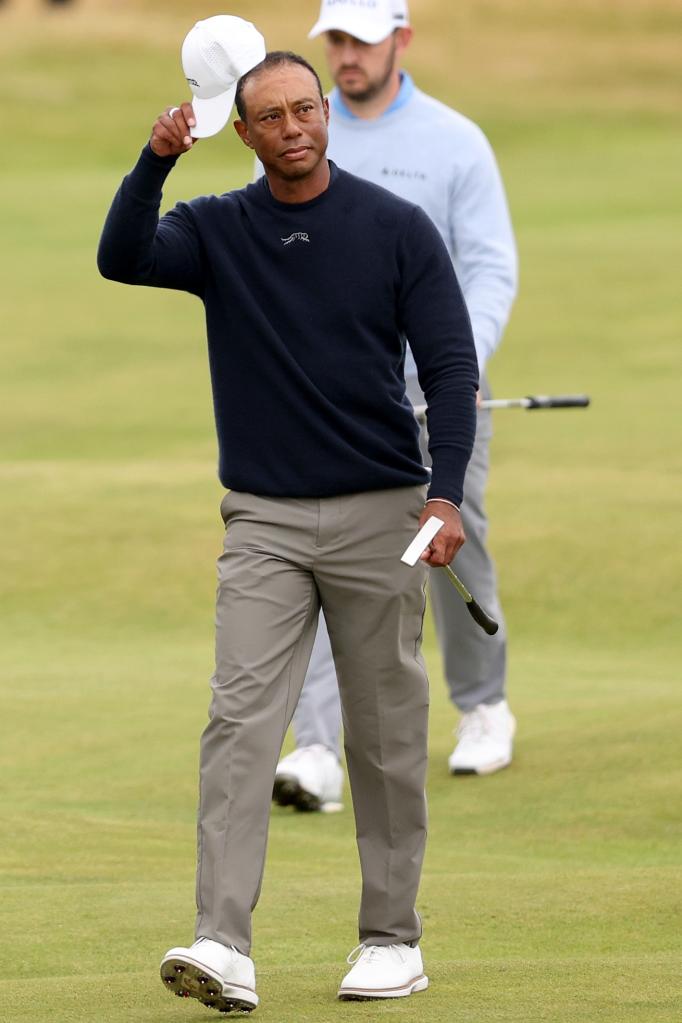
{"left": 98, "top": 48, "right": 477, "bottom": 1011}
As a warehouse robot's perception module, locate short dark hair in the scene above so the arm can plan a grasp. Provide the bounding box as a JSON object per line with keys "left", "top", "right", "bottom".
{"left": 235, "top": 51, "right": 325, "bottom": 121}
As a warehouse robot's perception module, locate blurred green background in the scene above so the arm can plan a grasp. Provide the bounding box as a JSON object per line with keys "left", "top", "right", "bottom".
{"left": 1, "top": 1, "right": 681, "bottom": 1020}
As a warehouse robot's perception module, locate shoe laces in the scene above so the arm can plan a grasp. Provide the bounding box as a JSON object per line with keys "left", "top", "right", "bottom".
{"left": 456, "top": 708, "right": 486, "bottom": 742}
{"left": 194, "top": 937, "right": 241, "bottom": 961}
{"left": 346, "top": 943, "right": 407, "bottom": 966}
{"left": 457, "top": 703, "right": 512, "bottom": 745}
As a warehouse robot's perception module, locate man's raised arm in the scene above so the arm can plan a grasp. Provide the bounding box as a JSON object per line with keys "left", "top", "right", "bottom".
{"left": 97, "top": 103, "right": 204, "bottom": 296}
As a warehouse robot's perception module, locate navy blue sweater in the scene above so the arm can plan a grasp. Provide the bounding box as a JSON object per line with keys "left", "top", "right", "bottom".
{"left": 98, "top": 146, "right": 478, "bottom": 504}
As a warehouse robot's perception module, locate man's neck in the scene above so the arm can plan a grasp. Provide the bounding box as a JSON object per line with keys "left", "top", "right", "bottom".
{"left": 266, "top": 159, "right": 331, "bottom": 204}
{"left": 340, "top": 69, "right": 402, "bottom": 121}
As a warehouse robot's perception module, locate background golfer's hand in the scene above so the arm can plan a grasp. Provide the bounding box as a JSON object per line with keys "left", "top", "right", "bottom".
{"left": 150, "top": 103, "right": 196, "bottom": 157}
{"left": 418, "top": 502, "right": 465, "bottom": 566}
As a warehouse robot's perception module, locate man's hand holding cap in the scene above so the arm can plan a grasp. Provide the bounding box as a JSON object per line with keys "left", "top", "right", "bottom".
{"left": 150, "top": 103, "right": 196, "bottom": 158}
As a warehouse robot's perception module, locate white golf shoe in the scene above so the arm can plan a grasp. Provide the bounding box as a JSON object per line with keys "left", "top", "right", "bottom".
{"left": 338, "top": 943, "right": 429, "bottom": 1000}
{"left": 273, "top": 743, "right": 344, "bottom": 812}
{"left": 448, "top": 699, "right": 517, "bottom": 775}
{"left": 160, "top": 937, "right": 258, "bottom": 1013}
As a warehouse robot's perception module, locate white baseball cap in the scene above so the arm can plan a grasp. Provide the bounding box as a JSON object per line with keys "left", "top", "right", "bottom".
{"left": 308, "top": 0, "right": 410, "bottom": 44}
{"left": 181, "top": 15, "right": 266, "bottom": 138}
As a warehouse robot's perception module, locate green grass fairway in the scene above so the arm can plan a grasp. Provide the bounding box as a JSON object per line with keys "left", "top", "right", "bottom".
{"left": 2, "top": 2, "right": 681, "bottom": 1021}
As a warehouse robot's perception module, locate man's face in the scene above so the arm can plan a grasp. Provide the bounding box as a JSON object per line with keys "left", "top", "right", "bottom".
{"left": 235, "top": 64, "right": 329, "bottom": 180}
{"left": 324, "top": 29, "right": 400, "bottom": 103}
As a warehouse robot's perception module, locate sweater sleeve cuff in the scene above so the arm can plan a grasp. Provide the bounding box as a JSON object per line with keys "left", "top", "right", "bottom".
{"left": 140, "top": 142, "right": 180, "bottom": 171}
{"left": 125, "top": 143, "right": 180, "bottom": 197}
{"left": 425, "top": 497, "right": 460, "bottom": 512}
{"left": 426, "top": 460, "right": 466, "bottom": 508}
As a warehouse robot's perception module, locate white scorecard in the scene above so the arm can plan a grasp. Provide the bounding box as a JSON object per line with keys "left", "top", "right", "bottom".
{"left": 400, "top": 516, "right": 445, "bottom": 567}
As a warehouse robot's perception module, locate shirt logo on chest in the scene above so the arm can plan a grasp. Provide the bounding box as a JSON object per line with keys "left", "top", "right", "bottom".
{"left": 281, "top": 232, "right": 310, "bottom": 246}
{"left": 381, "top": 167, "right": 428, "bottom": 181}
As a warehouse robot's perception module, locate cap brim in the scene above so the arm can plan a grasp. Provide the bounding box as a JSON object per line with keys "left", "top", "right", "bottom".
{"left": 190, "top": 83, "right": 237, "bottom": 139}
{"left": 308, "top": 16, "right": 393, "bottom": 44}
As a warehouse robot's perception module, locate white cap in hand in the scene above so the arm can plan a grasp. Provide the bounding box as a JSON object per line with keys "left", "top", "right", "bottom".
{"left": 181, "top": 15, "right": 266, "bottom": 138}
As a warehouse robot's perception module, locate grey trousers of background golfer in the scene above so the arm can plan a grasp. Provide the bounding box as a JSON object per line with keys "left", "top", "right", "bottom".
{"left": 196, "top": 486, "right": 429, "bottom": 955}
{"left": 293, "top": 376, "right": 507, "bottom": 758}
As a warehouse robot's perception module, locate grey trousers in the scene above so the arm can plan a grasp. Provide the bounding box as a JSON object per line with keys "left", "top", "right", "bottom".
{"left": 293, "top": 378, "right": 507, "bottom": 758}
{"left": 196, "top": 486, "right": 429, "bottom": 955}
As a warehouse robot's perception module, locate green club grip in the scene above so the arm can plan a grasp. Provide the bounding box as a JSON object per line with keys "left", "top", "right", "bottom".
{"left": 526, "top": 394, "right": 590, "bottom": 409}
{"left": 466, "top": 599, "right": 499, "bottom": 636}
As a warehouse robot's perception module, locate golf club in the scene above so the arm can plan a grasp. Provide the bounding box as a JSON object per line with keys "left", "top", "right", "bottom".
{"left": 401, "top": 518, "right": 500, "bottom": 637}
{"left": 413, "top": 393, "right": 590, "bottom": 421}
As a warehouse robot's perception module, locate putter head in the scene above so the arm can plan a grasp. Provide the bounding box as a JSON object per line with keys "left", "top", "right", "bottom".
{"left": 400, "top": 516, "right": 444, "bottom": 566}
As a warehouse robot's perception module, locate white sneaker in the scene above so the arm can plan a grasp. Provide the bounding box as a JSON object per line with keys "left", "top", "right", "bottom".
{"left": 448, "top": 699, "right": 517, "bottom": 775}
{"left": 338, "top": 943, "right": 429, "bottom": 1000}
{"left": 273, "top": 744, "right": 344, "bottom": 812}
{"left": 160, "top": 937, "right": 258, "bottom": 1013}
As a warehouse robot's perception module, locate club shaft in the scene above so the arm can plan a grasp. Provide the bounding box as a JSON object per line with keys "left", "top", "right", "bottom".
{"left": 443, "top": 564, "right": 472, "bottom": 602}
{"left": 413, "top": 394, "right": 590, "bottom": 420}
{"left": 442, "top": 565, "right": 499, "bottom": 636}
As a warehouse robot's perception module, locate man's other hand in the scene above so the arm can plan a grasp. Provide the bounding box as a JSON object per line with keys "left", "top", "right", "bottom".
{"left": 418, "top": 501, "right": 465, "bottom": 566}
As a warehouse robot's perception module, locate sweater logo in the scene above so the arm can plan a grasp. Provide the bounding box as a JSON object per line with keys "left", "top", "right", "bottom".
{"left": 281, "top": 232, "right": 310, "bottom": 246}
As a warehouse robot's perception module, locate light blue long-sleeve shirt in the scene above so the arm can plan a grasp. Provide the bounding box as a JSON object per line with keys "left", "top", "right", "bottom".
{"left": 327, "top": 73, "right": 518, "bottom": 377}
